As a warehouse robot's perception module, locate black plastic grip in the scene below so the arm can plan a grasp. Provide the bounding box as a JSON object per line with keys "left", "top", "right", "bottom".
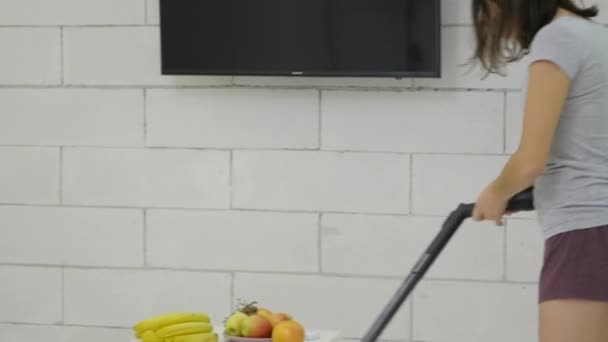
{"left": 505, "top": 187, "right": 535, "bottom": 211}
{"left": 461, "top": 187, "right": 535, "bottom": 217}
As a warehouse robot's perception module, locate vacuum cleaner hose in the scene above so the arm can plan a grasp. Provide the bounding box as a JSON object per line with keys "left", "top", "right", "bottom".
{"left": 361, "top": 187, "right": 535, "bottom": 342}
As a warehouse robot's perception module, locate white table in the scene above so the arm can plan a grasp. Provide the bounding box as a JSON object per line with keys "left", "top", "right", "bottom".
{"left": 129, "top": 325, "right": 343, "bottom": 342}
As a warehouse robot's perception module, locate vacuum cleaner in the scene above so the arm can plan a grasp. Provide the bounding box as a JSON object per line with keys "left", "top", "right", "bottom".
{"left": 361, "top": 187, "right": 536, "bottom": 342}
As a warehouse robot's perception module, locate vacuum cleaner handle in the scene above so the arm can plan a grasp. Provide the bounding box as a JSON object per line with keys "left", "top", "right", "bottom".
{"left": 505, "top": 186, "right": 535, "bottom": 211}
{"left": 360, "top": 187, "right": 534, "bottom": 342}
{"left": 461, "top": 185, "right": 536, "bottom": 216}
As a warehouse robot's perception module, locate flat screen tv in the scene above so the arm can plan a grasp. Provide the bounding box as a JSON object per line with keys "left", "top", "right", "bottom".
{"left": 159, "top": 0, "right": 441, "bottom": 78}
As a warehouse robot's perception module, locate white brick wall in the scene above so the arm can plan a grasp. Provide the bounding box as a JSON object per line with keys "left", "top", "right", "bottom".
{"left": 506, "top": 219, "right": 544, "bottom": 282}
{"left": 146, "top": 210, "right": 319, "bottom": 272}
{"left": 233, "top": 150, "right": 410, "bottom": 214}
{"left": 321, "top": 90, "right": 503, "bottom": 153}
{"left": 0, "top": 0, "right": 145, "bottom": 25}
{"left": 2, "top": 0, "right": 606, "bottom": 341}
{"left": 146, "top": 0, "right": 159, "bottom": 25}
{"left": 412, "top": 154, "right": 509, "bottom": 215}
{"left": 0, "top": 28, "right": 61, "bottom": 85}
{"left": 146, "top": 89, "right": 319, "bottom": 149}
{"left": 62, "top": 148, "right": 230, "bottom": 208}
{"left": 601, "top": 1, "right": 608, "bottom": 22}
{"left": 0, "top": 89, "right": 144, "bottom": 147}
{"left": 413, "top": 281, "right": 538, "bottom": 342}
{"left": 0, "top": 266, "right": 62, "bottom": 324}
{"left": 63, "top": 269, "right": 232, "bottom": 327}
{"left": 0, "top": 206, "right": 143, "bottom": 267}
{"left": 0, "top": 147, "right": 59, "bottom": 204}
{"left": 442, "top": 0, "right": 473, "bottom": 25}
{"left": 506, "top": 92, "right": 525, "bottom": 154}
{"left": 321, "top": 214, "right": 504, "bottom": 280}
{"left": 0, "top": 324, "right": 132, "bottom": 342}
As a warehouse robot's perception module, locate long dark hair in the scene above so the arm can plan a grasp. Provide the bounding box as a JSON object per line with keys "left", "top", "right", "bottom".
{"left": 472, "top": 0, "right": 599, "bottom": 74}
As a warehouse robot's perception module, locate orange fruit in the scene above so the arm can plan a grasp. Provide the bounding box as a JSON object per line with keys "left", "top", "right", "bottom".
{"left": 269, "top": 313, "right": 291, "bottom": 327}
{"left": 271, "top": 320, "right": 305, "bottom": 342}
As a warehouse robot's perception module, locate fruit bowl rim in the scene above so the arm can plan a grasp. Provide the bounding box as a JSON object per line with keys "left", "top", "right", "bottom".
{"left": 222, "top": 332, "right": 273, "bottom": 342}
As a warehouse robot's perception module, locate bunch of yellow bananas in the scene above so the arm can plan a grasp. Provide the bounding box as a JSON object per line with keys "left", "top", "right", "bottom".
{"left": 133, "top": 312, "right": 218, "bottom": 342}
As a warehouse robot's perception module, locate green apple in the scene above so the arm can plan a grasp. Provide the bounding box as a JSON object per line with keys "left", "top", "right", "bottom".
{"left": 225, "top": 311, "right": 248, "bottom": 336}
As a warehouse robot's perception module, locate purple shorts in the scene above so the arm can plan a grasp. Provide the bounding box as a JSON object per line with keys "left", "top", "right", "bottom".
{"left": 539, "top": 225, "right": 608, "bottom": 303}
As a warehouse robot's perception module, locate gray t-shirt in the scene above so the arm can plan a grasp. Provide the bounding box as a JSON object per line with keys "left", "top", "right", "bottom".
{"left": 525, "top": 15, "right": 608, "bottom": 239}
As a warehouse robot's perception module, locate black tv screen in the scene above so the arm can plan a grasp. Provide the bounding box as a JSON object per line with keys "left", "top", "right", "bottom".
{"left": 159, "top": 0, "right": 441, "bottom": 78}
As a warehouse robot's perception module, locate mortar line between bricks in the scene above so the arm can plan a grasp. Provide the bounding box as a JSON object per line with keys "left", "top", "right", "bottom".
{"left": 58, "top": 147, "right": 63, "bottom": 204}
{"left": 0, "top": 84, "right": 523, "bottom": 92}
{"left": 0, "top": 84, "right": 234, "bottom": 90}
{"left": 0, "top": 202, "right": 409, "bottom": 216}
{"left": 0, "top": 202, "right": 540, "bottom": 220}
{"left": 229, "top": 150, "right": 234, "bottom": 208}
{"left": 0, "top": 145, "right": 318, "bottom": 152}
{"left": 0, "top": 144, "right": 515, "bottom": 157}
{"left": 411, "top": 86, "right": 522, "bottom": 92}
{"left": 0, "top": 24, "right": 160, "bottom": 28}
{"left": 408, "top": 154, "right": 413, "bottom": 214}
{"left": 0, "top": 262, "right": 540, "bottom": 285}
{"left": 143, "top": 209, "right": 148, "bottom": 267}
{"left": 0, "top": 321, "right": 130, "bottom": 330}
{"left": 143, "top": 88, "right": 148, "bottom": 145}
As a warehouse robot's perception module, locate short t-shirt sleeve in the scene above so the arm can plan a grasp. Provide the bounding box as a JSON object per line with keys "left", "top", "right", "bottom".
{"left": 527, "top": 22, "right": 586, "bottom": 79}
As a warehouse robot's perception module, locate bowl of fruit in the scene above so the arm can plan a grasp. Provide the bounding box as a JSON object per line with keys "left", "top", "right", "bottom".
{"left": 223, "top": 300, "right": 305, "bottom": 342}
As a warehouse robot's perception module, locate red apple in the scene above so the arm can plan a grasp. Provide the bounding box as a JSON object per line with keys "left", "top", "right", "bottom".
{"left": 241, "top": 314, "right": 273, "bottom": 338}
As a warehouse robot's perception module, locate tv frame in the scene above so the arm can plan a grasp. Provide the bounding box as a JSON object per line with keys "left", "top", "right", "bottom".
{"left": 159, "top": 0, "right": 441, "bottom": 79}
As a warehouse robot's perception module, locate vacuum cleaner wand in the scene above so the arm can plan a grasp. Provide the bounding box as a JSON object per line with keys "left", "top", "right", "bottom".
{"left": 361, "top": 187, "right": 535, "bottom": 342}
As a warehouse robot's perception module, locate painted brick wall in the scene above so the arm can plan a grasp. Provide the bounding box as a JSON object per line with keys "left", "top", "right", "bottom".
{"left": 0, "top": 1, "right": 606, "bottom": 342}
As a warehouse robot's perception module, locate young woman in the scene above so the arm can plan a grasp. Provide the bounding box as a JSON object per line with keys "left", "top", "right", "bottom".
{"left": 469, "top": 0, "right": 608, "bottom": 341}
